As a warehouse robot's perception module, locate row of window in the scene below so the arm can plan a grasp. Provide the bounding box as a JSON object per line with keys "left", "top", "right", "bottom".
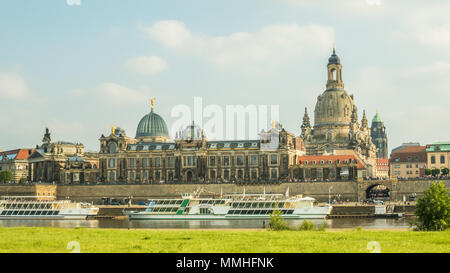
{"left": 298, "top": 159, "right": 356, "bottom": 165}
{"left": 430, "top": 155, "right": 446, "bottom": 164}
{"left": 231, "top": 202, "right": 285, "bottom": 208}
{"left": 4, "top": 204, "right": 53, "bottom": 209}
{"left": 227, "top": 209, "right": 294, "bottom": 215}
{"left": 107, "top": 155, "right": 279, "bottom": 169}
{"left": 1, "top": 210, "right": 59, "bottom": 216}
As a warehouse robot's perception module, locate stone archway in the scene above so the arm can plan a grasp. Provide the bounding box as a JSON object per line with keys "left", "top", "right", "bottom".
{"left": 366, "top": 184, "right": 390, "bottom": 200}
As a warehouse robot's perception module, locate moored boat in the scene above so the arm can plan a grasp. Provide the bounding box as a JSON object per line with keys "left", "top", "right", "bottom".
{"left": 0, "top": 196, "right": 99, "bottom": 220}
{"left": 124, "top": 188, "right": 332, "bottom": 220}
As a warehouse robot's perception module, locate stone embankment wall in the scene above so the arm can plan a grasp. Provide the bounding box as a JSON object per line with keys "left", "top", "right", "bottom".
{"left": 0, "top": 180, "right": 448, "bottom": 203}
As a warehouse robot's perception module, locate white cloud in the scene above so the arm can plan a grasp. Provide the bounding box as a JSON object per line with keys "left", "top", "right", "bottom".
{"left": 145, "top": 20, "right": 334, "bottom": 72}
{"left": 70, "top": 82, "right": 149, "bottom": 105}
{"left": 125, "top": 56, "right": 168, "bottom": 76}
{"left": 146, "top": 20, "right": 192, "bottom": 49}
{"left": 283, "top": 0, "right": 384, "bottom": 12}
{"left": 0, "top": 72, "right": 30, "bottom": 100}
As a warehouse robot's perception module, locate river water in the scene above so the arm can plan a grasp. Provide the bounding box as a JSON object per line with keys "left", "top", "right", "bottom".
{"left": 0, "top": 218, "right": 412, "bottom": 229}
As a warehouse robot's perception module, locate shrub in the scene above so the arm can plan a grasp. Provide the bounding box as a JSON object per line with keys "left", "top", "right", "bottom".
{"left": 442, "top": 168, "right": 449, "bottom": 176}
{"left": 317, "top": 222, "right": 328, "bottom": 231}
{"left": 268, "top": 209, "right": 289, "bottom": 231}
{"left": 415, "top": 181, "right": 449, "bottom": 231}
{"left": 425, "top": 169, "right": 432, "bottom": 176}
{"left": 298, "top": 220, "right": 315, "bottom": 231}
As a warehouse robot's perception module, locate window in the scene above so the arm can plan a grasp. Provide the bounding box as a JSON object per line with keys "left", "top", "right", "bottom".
{"left": 236, "top": 156, "right": 244, "bottom": 166}
{"left": 223, "top": 156, "right": 230, "bottom": 166}
{"left": 168, "top": 157, "right": 175, "bottom": 167}
{"left": 155, "top": 157, "right": 161, "bottom": 167}
{"left": 142, "top": 158, "right": 148, "bottom": 168}
{"left": 210, "top": 170, "right": 216, "bottom": 179}
{"left": 271, "top": 155, "right": 278, "bottom": 165}
{"left": 440, "top": 155, "right": 445, "bottom": 164}
{"left": 143, "top": 171, "right": 148, "bottom": 180}
{"left": 250, "top": 155, "right": 258, "bottom": 165}
{"left": 108, "top": 142, "right": 117, "bottom": 154}
{"left": 108, "top": 158, "right": 116, "bottom": 168}
{"left": 251, "top": 169, "right": 257, "bottom": 179}
{"left": 129, "top": 158, "right": 135, "bottom": 168}
{"left": 183, "top": 156, "right": 196, "bottom": 167}
{"left": 109, "top": 171, "right": 115, "bottom": 181}
{"left": 209, "top": 156, "right": 216, "bottom": 166}
{"left": 271, "top": 169, "right": 277, "bottom": 179}
{"left": 129, "top": 171, "right": 135, "bottom": 181}
{"left": 168, "top": 171, "right": 174, "bottom": 181}
{"left": 224, "top": 170, "right": 230, "bottom": 180}
{"left": 431, "top": 156, "right": 436, "bottom": 164}
{"left": 237, "top": 170, "right": 243, "bottom": 179}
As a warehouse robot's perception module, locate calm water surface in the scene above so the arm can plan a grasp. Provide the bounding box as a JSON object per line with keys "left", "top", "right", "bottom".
{"left": 0, "top": 218, "right": 412, "bottom": 229}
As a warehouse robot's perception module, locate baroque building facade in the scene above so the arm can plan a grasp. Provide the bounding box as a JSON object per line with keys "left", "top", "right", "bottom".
{"left": 299, "top": 49, "right": 378, "bottom": 178}
{"left": 98, "top": 103, "right": 304, "bottom": 184}
{"left": 28, "top": 129, "right": 99, "bottom": 184}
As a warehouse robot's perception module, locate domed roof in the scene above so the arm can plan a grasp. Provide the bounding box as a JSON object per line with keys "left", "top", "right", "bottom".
{"left": 372, "top": 110, "right": 383, "bottom": 123}
{"left": 136, "top": 109, "right": 169, "bottom": 139}
{"left": 314, "top": 90, "right": 355, "bottom": 127}
{"left": 328, "top": 49, "right": 340, "bottom": 65}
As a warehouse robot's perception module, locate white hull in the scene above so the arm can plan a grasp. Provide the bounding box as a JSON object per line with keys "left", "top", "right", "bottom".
{"left": 125, "top": 206, "right": 332, "bottom": 220}
{"left": 0, "top": 208, "right": 99, "bottom": 220}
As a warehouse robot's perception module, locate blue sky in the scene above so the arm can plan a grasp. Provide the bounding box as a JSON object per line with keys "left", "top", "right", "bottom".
{"left": 1, "top": 0, "right": 450, "bottom": 153}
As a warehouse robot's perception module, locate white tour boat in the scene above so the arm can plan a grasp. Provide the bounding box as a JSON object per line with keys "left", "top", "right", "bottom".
{"left": 124, "top": 188, "right": 332, "bottom": 220}
{"left": 0, "top": 196, "right": 99, "bottom": 220}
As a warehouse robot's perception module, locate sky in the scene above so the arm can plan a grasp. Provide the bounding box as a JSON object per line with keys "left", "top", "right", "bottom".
{"left": 1, "top": 0, "right": 450, "bottom": 153}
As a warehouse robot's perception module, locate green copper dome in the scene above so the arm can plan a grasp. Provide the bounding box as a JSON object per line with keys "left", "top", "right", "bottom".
{"left": 372, "top": 110, "right": 383, "bottom": 123}
{"left": 135, "top": 110, "right": 169, "bottom": 139}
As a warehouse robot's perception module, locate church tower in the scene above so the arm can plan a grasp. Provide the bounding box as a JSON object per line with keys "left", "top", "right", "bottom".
{"left": 371, "top": 110, "right": 388, "bottom": 158}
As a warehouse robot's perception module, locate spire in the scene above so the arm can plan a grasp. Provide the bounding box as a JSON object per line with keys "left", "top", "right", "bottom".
{"left": 361, "top": 110, "right": 368, "bottom": 128}
{"left": 111, "top": 126, "right": 116, "bottom": 135}
{"left": 301, "top": 108, "right": 311, "bottom": 138}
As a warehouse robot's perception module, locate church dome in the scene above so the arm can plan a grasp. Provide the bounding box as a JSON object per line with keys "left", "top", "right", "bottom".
{"left": 136, "top": 110, "right": 169, "bottom": 140}
{"left": 314, "top": 90, "right": 355, "bottom": 127}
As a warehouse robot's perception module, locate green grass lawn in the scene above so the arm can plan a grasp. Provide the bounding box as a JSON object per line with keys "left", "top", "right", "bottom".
{"left": 0, "top": 227, "right": 448, "bottom": 253}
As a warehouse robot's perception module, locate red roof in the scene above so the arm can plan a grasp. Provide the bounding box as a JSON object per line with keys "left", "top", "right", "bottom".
{"left": 389, "top": 146, "right": 427, "bottom": 163}
{"left": 0, "top": 149, "right": 34, "bottom": 160}
{"left": 297, "top": 155, "right": 366, "bottom": 170}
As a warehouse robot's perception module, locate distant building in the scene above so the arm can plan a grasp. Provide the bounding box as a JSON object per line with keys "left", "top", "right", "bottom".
{"left": 28, "top": 128, "right": 99, "bottom": 184}
{"left": 426, "top": 142, "right": 450, "bottom": 171}
{"left": 371, "top": 110, "right": 388, "bottom": 159}
{"left": 390, "top": 142, "right": 420, "bottom": 158}
{"left": 294, "top": 152, "right": 369, "bottom": 181}
{"left": 0, "top": 148, "right": 34, "bottom": 183}
{"left": 375, "top": 158, "right": 389, "bottom": 179}
{"left": 389, "top": 146, "right": 427, "bottom": 179}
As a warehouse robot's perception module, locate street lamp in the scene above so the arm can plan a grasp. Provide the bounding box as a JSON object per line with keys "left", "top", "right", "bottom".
{"left": 328, "top": 186, "right": 333, "bottom": 205}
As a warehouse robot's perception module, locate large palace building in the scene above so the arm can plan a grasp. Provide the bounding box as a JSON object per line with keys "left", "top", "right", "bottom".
{"left": 98, "top": 100, "right": 303, "bottom": 184}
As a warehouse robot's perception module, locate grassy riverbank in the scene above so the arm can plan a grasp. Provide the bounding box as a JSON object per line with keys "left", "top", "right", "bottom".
{"left": 0, "top": 227, "right": 448, "bottom": 253}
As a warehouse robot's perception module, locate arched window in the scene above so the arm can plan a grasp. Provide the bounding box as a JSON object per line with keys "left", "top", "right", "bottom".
{"left": 108, "top": 142, "right": 117, "bottom": 154}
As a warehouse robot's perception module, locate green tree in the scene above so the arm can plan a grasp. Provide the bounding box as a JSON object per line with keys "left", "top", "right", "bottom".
{"left": 0, "top": 170, "right": 13, "bottom": 183}
{"left": 269, "top": 208, "right": 289, "bottom": 231}
{"left": 442, "top": 168, "right": 449, "bottom": 176}
{"left": 425, "top": 169, "right": 432, "bottom": 176}
{"left": 432, "top": 169, "right": 441, "bottom": 177}
{"left": 415, "top": 182, "right": 450, "bottom": 231}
